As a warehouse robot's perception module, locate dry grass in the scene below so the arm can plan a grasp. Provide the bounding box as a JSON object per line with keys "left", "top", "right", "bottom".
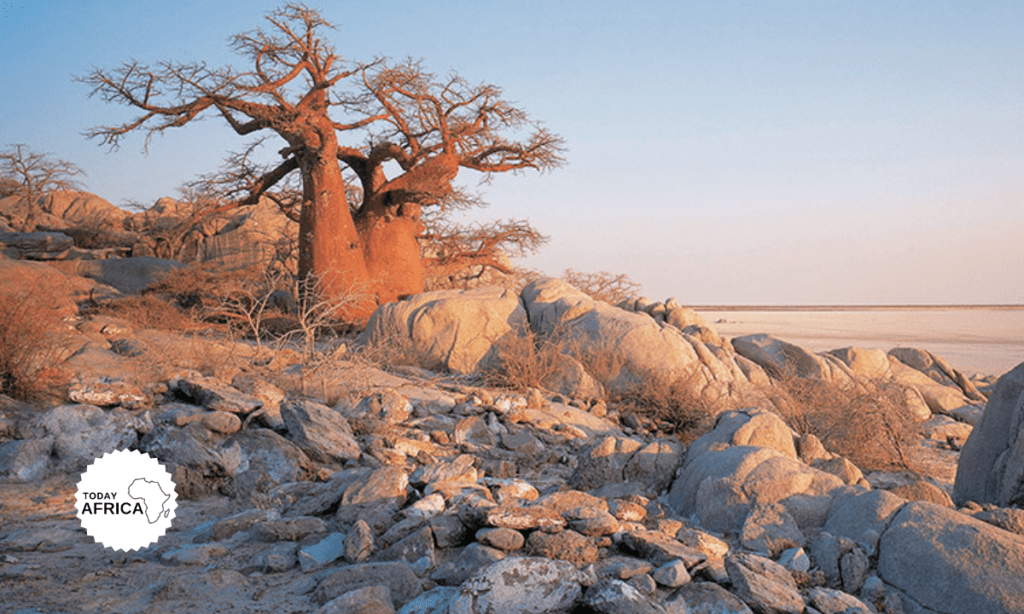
{"left": 772, "top": 373, "right": 921, "bottom": 473}
{"left": 356, "top": 331, "right": 444, "bottom": 373}
{"left": 88, "top": 294, "right": 199, "bottom": 332}
{"left": 479, "top": 323, "right": 572, "bottom": 391}
{"left": 481, "top": 320, "right": 718, "bottom": 442}
{"left": 0, "top": 290, "right": 72, "bottom": 402}
{"left": 608, "top": 368, "right": 718, "bottom": 444}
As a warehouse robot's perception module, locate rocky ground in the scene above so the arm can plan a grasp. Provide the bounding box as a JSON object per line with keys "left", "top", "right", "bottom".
{"left": 2, "top": 196, "right": 1024, "bottom": 613}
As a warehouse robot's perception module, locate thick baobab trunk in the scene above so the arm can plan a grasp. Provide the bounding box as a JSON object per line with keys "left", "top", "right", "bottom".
{"left": 296, "top": 156, "right": 375, "bottom": 321}
{"left": 357, "top": 202, "right": 426, "bottom": 305}
{"left": 354, "top": 153, "right": 459, "bottom": 305}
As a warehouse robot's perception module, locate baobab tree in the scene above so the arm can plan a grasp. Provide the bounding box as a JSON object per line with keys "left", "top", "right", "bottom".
{"left": 79, "top": 3, "right": 564, "bottom": 320}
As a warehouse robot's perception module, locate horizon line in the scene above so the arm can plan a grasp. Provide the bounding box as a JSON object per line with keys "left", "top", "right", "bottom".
{"left": 689, "top": 304, "right": 1024, "bottom": 311}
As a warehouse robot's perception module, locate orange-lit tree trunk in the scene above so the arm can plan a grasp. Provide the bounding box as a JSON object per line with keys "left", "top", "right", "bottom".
{"left": 295, "top": 149, "right": 375, "bottom": 320}
{"left": 352, "top": 153, "right": 459, "bottom": 304}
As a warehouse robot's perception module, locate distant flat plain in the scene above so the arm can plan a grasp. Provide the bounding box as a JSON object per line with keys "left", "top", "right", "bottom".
{"left": 694, "top": 306, "right": 1024, "bottom": 378}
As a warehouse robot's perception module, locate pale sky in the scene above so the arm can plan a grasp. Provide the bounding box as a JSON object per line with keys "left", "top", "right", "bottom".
{"left": 1, "top": 1, "right": 1022, "bottom": 304}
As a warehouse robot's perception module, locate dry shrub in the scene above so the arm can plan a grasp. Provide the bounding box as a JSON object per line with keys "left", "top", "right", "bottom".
{"left": 560, "top": 269, "right": 641, "bottom": 305}
{"left": 508, "top": 267, "right": 641, "bottom": 306}
{"left": 610, "top": 368, "right": 718, "bottom": 444}
{"left": 773, "top": 374, "right": 921, "bottom": 472}
{"left": 356, "top": 332, "right": 444, "bottom": 373}
{"left": 144, "top": 263, "right": 263, "bottom": 314}
{"left": 89, "top": 294, "right": 198, "bottom": 332}
{"left": 0, "top": 290, "right": 71, "bottom": 401}
{"left": 480, "top": 323, "right": 573, "bottom": 391}
{"left": 62, "top": 220, "right": 136, "bottom": 251}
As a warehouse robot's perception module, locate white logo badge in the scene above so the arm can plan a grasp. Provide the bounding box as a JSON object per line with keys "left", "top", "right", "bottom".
{"left": 75, "top": 449, "right": 177, "bottom": 551}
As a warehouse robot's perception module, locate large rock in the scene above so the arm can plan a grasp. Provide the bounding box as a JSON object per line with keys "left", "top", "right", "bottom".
{"left": 0, "top": 231, "right": 74, "bottom": 259}
{"left": 520, "top": 278, "right": 755, "bottom": 401}
{"left": 280, "top": 399, "right": 361, "bottom": 464}
{"left": 54, "top": 257, "right": 186, "bottom": 294}
{"left": 139, "top": 422, "right": 241, "bottom": 498}
{"left": 37, "top": 190, "right": 128, "bottom": 230}
{"left": 0, "top": 257, "right": 82, "bottom": 316}
{"left": 823, "top": 487, "right": 906, "bottom": 546}
{"left": 358, "top": 286, "right": 527, "bottom": 374}
{"left": 315, "top": 562, "right": 423, "bottom": 607}
{"left": 878, "top": 501, "right": 1024, "bottom": 614}
{"left": 827, "top": 347, "right": 892, "bottom": 379}
{"left": 889, "top": 347, "right": 985, "bottom": 402}
{"left": 724, "top": 552, "right": 804, "bottom": 614}
{"left": 668, "top": 408, "right": 844, "bottom": 532}
{"left": 37, "top": 404, "right": 145, "bottom": 470}
{"left": 954, "top": 362, "right": 1024, "bottom": 506}
{"left": 223, "top": 429, "right": 311, "bottom": 499}
{"left": 0, "top": 438, "right": 54, "bottom": 481}
{"left": 448, "top": 556, "right": 590, "bottom": 614}
{"left": 733, "top": 334, "right": 852, "bottom": 386}
{"left": 887, "top": 357, "right": 972, "bottom": 415}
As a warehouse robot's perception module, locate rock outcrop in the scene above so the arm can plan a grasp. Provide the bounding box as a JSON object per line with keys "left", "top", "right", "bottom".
{"left": 1, "top": 264, "right": 1015, "bottom": 614}
{"left": 954, "top": 362, "right": 1024, "bottom": 506}
{"left": 358, "top": 286, "right": 527, "bottom": 374}
{"left": 878, "top": 501, "right": 1024, "bottom": 614}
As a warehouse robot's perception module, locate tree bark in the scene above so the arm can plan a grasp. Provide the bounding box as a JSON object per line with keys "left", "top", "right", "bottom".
{"left": 296, "top": 151, "right": 374, "bottom": 321}
{"left": 354, "top": 153, "right": 459, "bottom": 304}
{"left": 356, "top": 200, "right": 425, "bottom": 305}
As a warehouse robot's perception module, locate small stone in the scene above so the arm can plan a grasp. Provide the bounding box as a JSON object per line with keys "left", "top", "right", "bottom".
{"left": 430, "top": 542, "right": 506, "bottom": 586}
{"left": 527, "top": 388, "right": 546, "bottom": 409}
{"left": 583, "top": 578, "right": 664, "bottom": 614}
{"left": 609, "top": 500, "right": 647, "bottom": 523}
{"left": 299, "top": 532, "right": 346, "bottom": 571}
{"left": 777, "top": 547, "right": 810, "bottom": 574}
{"left": 453, "top": 415, "right": 496, "bottom": 447}
{"left": 501, "top": 430, "right": 545, "bottom": 456}
{"left": 174, "top": 375, "right": 263, "bottom": 414}
{"left": 626, "top": 573, "right": 657, "bottom": 597}
{"left": 429, "top": 513, "right": 469, "bottom": 549}
{"left": 567, "top": 506, "right": 621, "bottom": 537}
{"left": 405, "top": 493, "right": 446, "bottom": 519}
{"left": 161, "top": 544, "right": 227, "bottom": 566}
{"left": 263, "top": 543, "right": 298, "bottom": 572}
{"left": 840, "top": 547, "right": 871, "bottom": 594}
{"left": 318, "top": 585, "right": 396, "bottom": 614}
{"left": 486, "top": 504, "right": 565, "bottom": 531}
{"left": 211, "top": 508, "right": 279, "bottom": 541}
{"left": 476, "top": 527, "right": 525, "bottom": 551}
{"left": 621, "top": 530, "right": 706, "bottom": 567}
{"left": 481, "top": 477, "right": 539, "bottom": 504}
{"left": 675, "top": 526, "right": 730, "bottom": 558}
{"left": 652, "top": 559, "right": 691, "bottom": 588}
{"left": 202, "top": 411, "right": 242, "bottom": 434}
{"left": 808, "top": 587, "right": 874, "bottom": 614}
{"left": 596, "top": 556, "right": 654, "bottom": 581}
{"left": 257, "top": 516, "right": 328, "bottom": 542}
{"left": 345, "top": 520, "right": 374, "bottom": 563}
{"left": 527, "top": 529, "right": 599, "bottom": 566}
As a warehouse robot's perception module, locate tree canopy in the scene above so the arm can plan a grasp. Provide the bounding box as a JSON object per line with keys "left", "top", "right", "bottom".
{"left": 80, "top": 3, "right": 565, "bottom": 320}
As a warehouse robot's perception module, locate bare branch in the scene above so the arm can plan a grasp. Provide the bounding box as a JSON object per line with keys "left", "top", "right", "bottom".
{"left": 0, "top": 144, "right": 87, "bottom": 230}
